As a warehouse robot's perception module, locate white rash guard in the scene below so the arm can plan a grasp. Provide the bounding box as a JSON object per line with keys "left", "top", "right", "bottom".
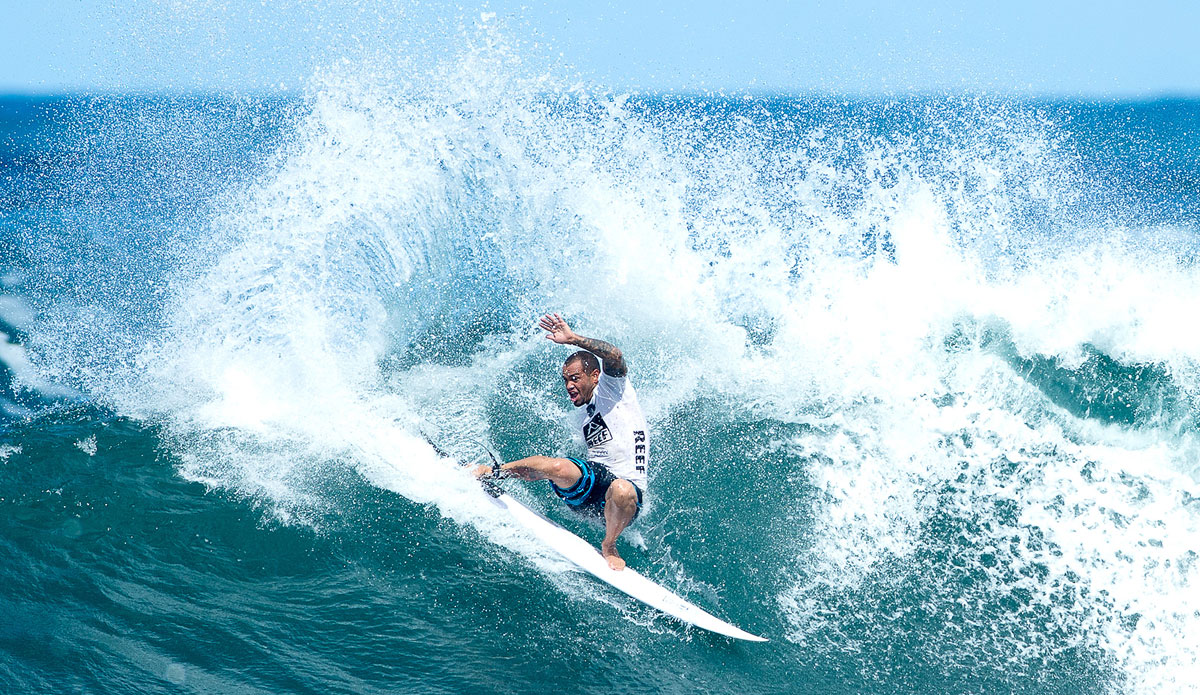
{"left": 575, "top": 370, "right": 650, "bottom": 492}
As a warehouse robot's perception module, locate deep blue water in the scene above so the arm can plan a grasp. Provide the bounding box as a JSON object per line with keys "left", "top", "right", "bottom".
{"left": 3, "top": 77, "right": 1200, "bottom": 694}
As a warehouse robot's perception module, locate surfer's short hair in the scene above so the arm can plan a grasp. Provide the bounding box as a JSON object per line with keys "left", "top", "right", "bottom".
{"left": 564, "top": 351, "right": 601, "bottom": 375}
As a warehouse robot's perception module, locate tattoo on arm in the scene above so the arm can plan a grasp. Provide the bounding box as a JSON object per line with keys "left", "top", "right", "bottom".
{"left": 572, "top": 335, "right": 628, "bottom": 377}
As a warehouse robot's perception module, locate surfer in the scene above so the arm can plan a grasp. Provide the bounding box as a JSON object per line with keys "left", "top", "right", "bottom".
{"left": 475, "top": 313, "right": 649, "bottom": 571}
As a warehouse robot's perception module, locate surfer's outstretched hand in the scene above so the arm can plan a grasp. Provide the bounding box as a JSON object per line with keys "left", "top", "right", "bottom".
{"left": 539, "top": 313, "right": 577, "bottom": 345}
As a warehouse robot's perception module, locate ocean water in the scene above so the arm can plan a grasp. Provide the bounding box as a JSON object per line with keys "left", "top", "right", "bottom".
{"left": 3, "top": 38, "right": 1200, "bottom": 695}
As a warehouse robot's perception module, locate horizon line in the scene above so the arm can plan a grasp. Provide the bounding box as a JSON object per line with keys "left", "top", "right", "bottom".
{"left": 2, "top": 87, "right": 1199, "bottom": 103}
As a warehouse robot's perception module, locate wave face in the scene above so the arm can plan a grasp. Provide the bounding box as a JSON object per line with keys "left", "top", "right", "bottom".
{"left": 4, "top": 29, "right": 1200, "bottom": 695}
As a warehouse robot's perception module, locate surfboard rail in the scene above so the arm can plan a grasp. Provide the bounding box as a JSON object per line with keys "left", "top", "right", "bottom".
{"left": 424, "top": 435, "right": 766, "bottom": 641}
{"left": 486, "top": 486, "right": 768, "bottom": 642}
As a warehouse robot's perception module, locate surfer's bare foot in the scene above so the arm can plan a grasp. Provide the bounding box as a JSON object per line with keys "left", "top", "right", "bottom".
{"left": 601, "top": 542, "right": 625, "bottom": 571}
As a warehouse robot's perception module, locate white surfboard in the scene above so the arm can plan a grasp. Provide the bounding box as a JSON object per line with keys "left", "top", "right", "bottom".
{"left": 482, "top": 481, "right": 768, "bottom": 642}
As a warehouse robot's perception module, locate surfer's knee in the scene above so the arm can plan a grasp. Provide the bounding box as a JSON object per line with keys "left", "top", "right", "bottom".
{"left": 544, "top": 457, "right": 581, "bottom": 487}
{"left": 607, "top": 479, "right": 637, "bottom": 511}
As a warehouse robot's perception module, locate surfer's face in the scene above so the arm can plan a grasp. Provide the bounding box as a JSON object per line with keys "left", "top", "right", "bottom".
{"left": 561, "top": 360, "right": 600, "bottom": 407}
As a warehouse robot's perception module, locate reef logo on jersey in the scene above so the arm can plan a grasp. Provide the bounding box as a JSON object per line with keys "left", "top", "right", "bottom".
{"left": 634, "top": 430, "right": 647, "bottom": 473}
{"left": 583, "top": 406, "right": 612, "bottom": 448}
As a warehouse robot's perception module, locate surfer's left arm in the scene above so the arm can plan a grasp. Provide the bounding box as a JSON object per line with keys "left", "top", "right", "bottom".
{"left": 538, "top": 313, "right": 627, "bottom": 377}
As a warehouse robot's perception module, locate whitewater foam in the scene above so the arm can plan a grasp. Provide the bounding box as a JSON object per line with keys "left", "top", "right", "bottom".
{"left": 15, "top": 23, "right": 1199, "bottom": 691}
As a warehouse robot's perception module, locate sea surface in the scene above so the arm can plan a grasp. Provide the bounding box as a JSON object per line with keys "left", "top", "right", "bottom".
{"left": 3, "top": 41, "right": 1200, "bottom": 695}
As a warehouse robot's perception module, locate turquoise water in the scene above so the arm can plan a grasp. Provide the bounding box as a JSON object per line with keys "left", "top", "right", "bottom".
{"left": 3, "top": 40, "right": 1200, "bottom": 694}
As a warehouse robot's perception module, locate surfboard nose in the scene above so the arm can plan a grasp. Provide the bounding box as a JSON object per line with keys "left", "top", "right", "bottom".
{"left": 487, "top": 484, "right": 768, "bottom": 643}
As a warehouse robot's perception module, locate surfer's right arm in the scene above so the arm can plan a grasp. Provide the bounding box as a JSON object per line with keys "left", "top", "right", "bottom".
{"left": 538, "top": 313, "right": 628, "bottom": 377}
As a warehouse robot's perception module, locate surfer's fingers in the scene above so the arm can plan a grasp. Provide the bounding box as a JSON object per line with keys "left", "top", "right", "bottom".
{"left": 539, "top": 314, "right": 568, "bottom": 336}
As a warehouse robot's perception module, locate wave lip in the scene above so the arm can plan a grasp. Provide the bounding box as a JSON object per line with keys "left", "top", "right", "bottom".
{"left": 4, "top": 28, "right": 1200, "bottom": 694}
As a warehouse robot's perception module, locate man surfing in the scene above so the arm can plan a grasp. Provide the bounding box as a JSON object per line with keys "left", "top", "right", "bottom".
{"left": 474, "top": 313, "right": 649, "bottom": 571}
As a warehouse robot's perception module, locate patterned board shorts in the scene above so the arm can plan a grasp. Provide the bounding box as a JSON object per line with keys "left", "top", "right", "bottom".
{"left": 550, "top": 457, "right": 644, "bottom": 520}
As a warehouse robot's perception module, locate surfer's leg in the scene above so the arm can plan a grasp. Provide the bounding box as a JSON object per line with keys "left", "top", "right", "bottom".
{"left": 497, "top": 455, "right": 581, "bottom": 488}
{"left": 600, "top": 479, "right": 639, "bottom": 571}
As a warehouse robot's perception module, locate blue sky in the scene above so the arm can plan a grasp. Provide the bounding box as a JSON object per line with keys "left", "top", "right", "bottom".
{"left": 2, "top": 0, "right": 1198, "bottom": 96}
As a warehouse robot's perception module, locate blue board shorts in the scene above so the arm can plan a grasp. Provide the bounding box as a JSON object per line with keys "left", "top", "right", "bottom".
{"left": 551, "top": 457, "right": 643, "bottom": 520}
